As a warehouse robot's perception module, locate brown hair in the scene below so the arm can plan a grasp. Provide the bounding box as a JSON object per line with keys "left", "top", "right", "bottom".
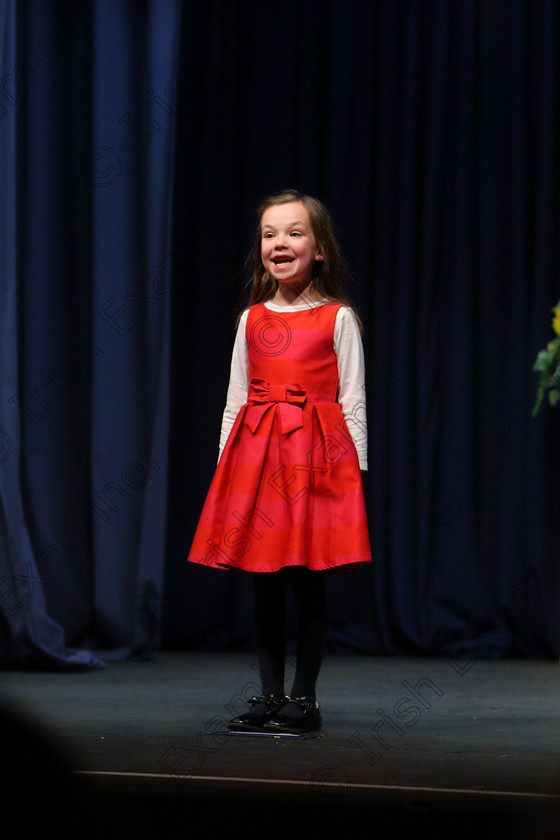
{"left": 239, "top": 189, "right": 363, "bottom": 332}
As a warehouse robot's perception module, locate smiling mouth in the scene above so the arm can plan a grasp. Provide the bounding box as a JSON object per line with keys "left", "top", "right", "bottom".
{"left": 272, "top": 257, "right": 294, "bottom": 266}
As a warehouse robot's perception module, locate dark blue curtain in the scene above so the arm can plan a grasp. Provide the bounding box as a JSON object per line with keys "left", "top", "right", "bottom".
{"left": 0, "top": 0, "right": 177, "bottom": 668}
{"left": 1, "top": 0, "right": 559, "bottom": 670}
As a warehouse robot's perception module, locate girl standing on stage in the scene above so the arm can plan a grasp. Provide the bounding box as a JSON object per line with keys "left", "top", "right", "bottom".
{"left": 187, "top": 189, "right": 371, "bottom": 733}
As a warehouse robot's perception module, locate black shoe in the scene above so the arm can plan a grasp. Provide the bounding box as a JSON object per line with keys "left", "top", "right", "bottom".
{"left": 263, "top": 696, "right": 322, "bottom": 734}
{"left": 228, "top": 694, "right": 289, "bottom": 732}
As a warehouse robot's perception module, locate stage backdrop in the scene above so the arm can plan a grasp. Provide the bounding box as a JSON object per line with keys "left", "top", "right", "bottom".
{"left": 1, "top": 0, "right": 559, "bottom": 670}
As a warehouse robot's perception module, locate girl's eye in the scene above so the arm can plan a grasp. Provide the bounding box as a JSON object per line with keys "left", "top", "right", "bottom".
{"left": 290, "top": 231, "right": 302, "bottom": 237}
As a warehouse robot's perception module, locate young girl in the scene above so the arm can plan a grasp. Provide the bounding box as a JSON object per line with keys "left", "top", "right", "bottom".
{"left": 187, "top": 189, "right": 371, "bottom": 733}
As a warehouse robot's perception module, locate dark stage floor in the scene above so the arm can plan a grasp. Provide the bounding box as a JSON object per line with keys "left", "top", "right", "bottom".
{"left": 1, "top": 652, "right": 560, "bottom": 839}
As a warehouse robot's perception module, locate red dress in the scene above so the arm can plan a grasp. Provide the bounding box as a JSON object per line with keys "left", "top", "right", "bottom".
{"left": 187, "top": 302, "right": 372, "bottom": 572}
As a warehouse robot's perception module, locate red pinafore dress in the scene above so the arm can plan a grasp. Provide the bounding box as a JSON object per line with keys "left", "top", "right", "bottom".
{"left": 187, "top": 302, "right": 372, "bottom": 572}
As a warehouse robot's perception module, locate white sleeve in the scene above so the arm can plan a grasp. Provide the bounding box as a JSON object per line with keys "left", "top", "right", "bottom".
{"left": 334, "top": 307, "right": 368, "bottom": 471}
{"left": 218, "top": 309, "right": 249, "bottom": 460}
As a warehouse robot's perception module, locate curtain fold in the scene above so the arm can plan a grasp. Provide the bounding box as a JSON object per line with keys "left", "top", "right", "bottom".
{"left": 0, "top": 0, "right": 178, "bottom": 668}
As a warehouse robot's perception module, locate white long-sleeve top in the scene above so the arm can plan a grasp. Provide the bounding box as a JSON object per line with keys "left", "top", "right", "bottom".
{"left": 218, "top": 300, "right": 368, "bottom": 471}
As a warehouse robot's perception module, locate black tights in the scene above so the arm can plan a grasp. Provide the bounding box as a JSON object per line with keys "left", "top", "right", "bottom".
{"left": 253, "top": 567, "right": 327, "bottom": 700}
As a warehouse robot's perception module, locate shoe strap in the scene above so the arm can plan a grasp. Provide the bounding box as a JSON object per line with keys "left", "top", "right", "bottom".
{"left": 248, "top": 694, "right": 289, "bottom": 708}
{"left": 289, "top": 696, "right": 318, "bottom": 712}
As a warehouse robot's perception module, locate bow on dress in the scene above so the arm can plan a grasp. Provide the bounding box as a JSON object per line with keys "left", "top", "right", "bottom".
{"left": 245, "top": 378, "right": 307, "bottom": 434}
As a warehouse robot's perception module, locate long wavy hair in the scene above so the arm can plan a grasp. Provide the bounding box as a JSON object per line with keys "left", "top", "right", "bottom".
{"left": 239, "top": 189, "right": 363, "bottom": 332}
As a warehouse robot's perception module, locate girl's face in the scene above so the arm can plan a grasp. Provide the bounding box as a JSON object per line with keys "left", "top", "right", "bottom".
{"left": 260, "top": 201, "right": 323, "bottom": 287}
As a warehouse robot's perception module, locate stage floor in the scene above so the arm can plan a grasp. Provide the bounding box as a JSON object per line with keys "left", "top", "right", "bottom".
{"left": 1, "top": 652, "right": 560, "bottom": 839}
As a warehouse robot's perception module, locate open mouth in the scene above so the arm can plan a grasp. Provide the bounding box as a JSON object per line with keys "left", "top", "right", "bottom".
{"left": 272, "top": 257, "right": 294, "bottom": 266}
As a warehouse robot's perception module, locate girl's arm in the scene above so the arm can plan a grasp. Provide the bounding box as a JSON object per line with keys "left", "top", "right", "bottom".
{"left": 218, "top": 309, "right": 250, "bottom": 460}
{"left": 334, "top": 308, "right": 368, "bottom": 471}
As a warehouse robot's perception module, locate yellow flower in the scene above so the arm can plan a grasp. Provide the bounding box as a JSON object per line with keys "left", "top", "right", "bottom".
{"left": 553, "top": 308, "right": 560, "bottom": 336}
